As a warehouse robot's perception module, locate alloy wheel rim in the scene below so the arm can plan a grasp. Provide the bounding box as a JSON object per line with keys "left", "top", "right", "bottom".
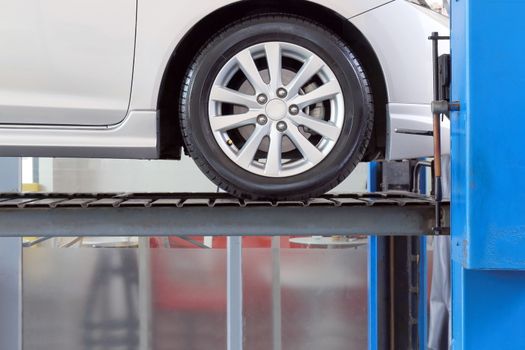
{"left": 208, "top": 41, "right": 345, "bottom": 177}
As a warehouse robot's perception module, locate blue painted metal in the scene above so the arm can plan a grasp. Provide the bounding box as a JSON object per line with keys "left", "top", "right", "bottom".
{"left": 418, "top": 159, "right": 427, "bottom": 195}
{"left": 418, "top": 238, "right": 428, "bottom": 350}
{"left": 451, "top": 0, "right": 525, "bottom": 349}
{"left": 452, "top": 261, "right": 525, "bottom": 349}
{"left": 368, "top": 162, "right": 429, "bottom": 350}
{"left": 368, "top": 162, "right": 379, "bottom": 192}
{"left": 451, "top": 0, "right": 525, "bottom": 269}
{"left": 368, "top": 235, "right": 379, "bottom": 350}
{"left": 368, "top": 162, "right": 379, "bottom": 350}
{"left": 451, "top": 260, "right": 463, "bottom": 349}
{"left": 418, "top": 162, "right": 428, "bottom": 350}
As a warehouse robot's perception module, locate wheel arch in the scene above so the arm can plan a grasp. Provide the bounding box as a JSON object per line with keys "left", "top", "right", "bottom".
{"left": 157, "top": 0, "right": 388, "bottom": 160}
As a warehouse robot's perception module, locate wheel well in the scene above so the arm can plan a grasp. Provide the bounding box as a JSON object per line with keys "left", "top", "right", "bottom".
{"left": 157, "top": 0, "right": 388, "bottom": 161}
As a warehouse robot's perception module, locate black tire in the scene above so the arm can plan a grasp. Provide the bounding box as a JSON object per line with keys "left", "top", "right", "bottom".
{"left": 180, "top": 14, "right": 374, "bottom": 200}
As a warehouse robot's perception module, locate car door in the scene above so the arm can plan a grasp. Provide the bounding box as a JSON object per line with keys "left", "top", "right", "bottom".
{"left": 0, "top": 0, "right": 136, "bottom": 126}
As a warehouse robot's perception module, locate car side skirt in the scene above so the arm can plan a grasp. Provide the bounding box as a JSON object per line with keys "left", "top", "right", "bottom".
{"left": 0, "top": 111, "right": 158, "bottom": 159}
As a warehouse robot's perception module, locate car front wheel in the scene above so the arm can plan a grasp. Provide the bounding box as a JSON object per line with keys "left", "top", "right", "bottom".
{"left": 180, "top": 15, "right": 374, "bottom": 200}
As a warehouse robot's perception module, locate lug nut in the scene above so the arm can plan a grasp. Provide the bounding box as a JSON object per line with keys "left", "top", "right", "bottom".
{"left": 276, "top": 88, "right": 288, "bottom": 98}
{"left": 276, "top": 121, "right": 288, "bottom": 132}
{"left": 257, "top": 94, "right": 268, "bottom": 105}
{"left": 257, "top": 115, "right": 268, "bottom": 125}
{"left": 289, "top": 105, "right": 299, "bottom": 115}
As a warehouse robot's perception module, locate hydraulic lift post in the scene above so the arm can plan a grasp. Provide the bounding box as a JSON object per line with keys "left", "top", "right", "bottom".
{"left": 451, "top": 1, "right": 525, "bottom": 348}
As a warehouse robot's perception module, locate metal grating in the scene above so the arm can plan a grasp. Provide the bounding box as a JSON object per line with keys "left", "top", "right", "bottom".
{"left": 0, "top": 192, "right": 449, "bottom": 237}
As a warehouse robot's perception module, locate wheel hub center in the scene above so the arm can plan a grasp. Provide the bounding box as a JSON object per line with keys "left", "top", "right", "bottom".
{"left": 265, "top": 99, "right": 287, "bottom": 121}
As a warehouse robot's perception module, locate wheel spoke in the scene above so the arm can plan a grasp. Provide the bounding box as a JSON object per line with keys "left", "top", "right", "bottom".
{"left": 290, "top": 80, "right": 340, "bottom": 108}
{"left": 265, "top": 128, "right": 283, "bottom": 176}
{"left": 209, "top": 41, "right": 345, "bottom": 178}
{"left": 209, "top": 111, "right": 259, "bottom": 132}
{"left": 286, "top": 55, "right": 325, "bottom": 97}
{"left": 236, "top": 124, "right": 270, "bottom": 168}
{"left": 286, "top": 125, "right": 324, "bottom": 164}
{"left": 265, "top": 42, "right": 282, "bottom": 91}
{"left": 235, "top": 49, "right": 268, "bottom": 94}
{"left": 290, "top": 112, "right": 341, "bottom": 141}
{"left": 210, "top": 86, "right": 260, "bottom": 109}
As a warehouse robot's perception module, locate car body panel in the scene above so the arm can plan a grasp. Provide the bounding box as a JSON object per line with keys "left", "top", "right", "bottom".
{"left": 0, "top": 0, "right": 449, "bottom": 160}
{"left": 387, "top": 103, "right": 450, "bottom": 160}
{"left": 352, "top": 1, "right": 449, "bottom": 104}
{"left": 0, "top": 111, "right": 157, "bottom": 158}
{"left": 0, "top": 0, "right": 136, "bottom": 126}
{"left": 130, "top": 0, "right": 391, "bottom": 110}
{"left": 352, "top": 1, "right": 450, "bottom": 158}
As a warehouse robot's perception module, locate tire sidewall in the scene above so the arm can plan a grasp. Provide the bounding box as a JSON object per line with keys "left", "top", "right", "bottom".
{"left": 183, "top": 17, "right": 373, "bottom": 198}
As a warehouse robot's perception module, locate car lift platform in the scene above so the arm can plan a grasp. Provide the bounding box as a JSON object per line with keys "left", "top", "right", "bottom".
{"left": 0, "top": 191, "right": 449, "bottom": 237}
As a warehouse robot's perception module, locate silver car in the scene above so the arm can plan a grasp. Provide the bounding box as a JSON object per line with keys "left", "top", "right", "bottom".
{"left": 0, "top": 0, "right": 449, "bottom": 199}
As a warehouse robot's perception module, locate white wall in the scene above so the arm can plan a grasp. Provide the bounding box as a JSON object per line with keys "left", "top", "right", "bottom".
{"left": 40, "top": 156, "right": 215, "bottom": 193}
{"left": 37, "top": 156, "right": 369, "bottom": 194}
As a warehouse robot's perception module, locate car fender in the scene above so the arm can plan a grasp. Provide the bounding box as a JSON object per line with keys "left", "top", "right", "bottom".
{"left": 129, "top": 0, "right": 391, "bottom": 110}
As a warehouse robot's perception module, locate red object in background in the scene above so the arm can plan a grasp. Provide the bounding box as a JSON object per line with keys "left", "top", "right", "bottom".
{"left": 149, "top": 234, "right": 305, "bottom": 345}
{"left": 150, "top": 236, "right": 292, "bottom": 249}
{"left": 149, "top": 236, "right": 368, "bottom": 349}
{"left": 210, "top": 236, "right": 291, "bottom": 248}
{"left": 151, "top": 250, "right": 226, "bottom": 312}
{"left": 149, "top": 235, "right": 287, "bottom": 312}
{"left": 149, "top": 235, "right": 291, "bottom": 313}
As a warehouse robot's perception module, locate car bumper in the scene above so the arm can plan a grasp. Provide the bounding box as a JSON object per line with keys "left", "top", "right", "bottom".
{"left": 386, "top": 103, "right": 450, "bottom": 160}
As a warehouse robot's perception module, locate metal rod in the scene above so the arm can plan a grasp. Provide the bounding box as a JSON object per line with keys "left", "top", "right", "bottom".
{"left": 431, "top": 32, "right": 443, "bottom": 182}
{"left": 389, "top": 237, "right": 395, "bottom": 350}
{"left": 60, "top": 236, "right": 82, "bottom": 248}
{"left": 412, "top": 161, "right": 432, "bottom": 193}
{"left": 176, "top": 236, "right": 210, "bottom": 249}
{"left": 430, "top": 31, "right": 444, "bottom": 233}
{"left": 271, "top": 237, "right": 282, "bottom": 350}
{"left": 227, "top": 236, "right": 243, "bottom": 350}
{"left": 138, "top": 237, "right": 152, "bottom": 350}
{"left": 22, "top": 236, "right": 53, "bottom": 247}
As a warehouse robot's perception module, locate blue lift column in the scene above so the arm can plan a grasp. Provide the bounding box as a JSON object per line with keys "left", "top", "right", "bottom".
{"left": 451, "top": 1, "right": 525, "bottom": 348}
